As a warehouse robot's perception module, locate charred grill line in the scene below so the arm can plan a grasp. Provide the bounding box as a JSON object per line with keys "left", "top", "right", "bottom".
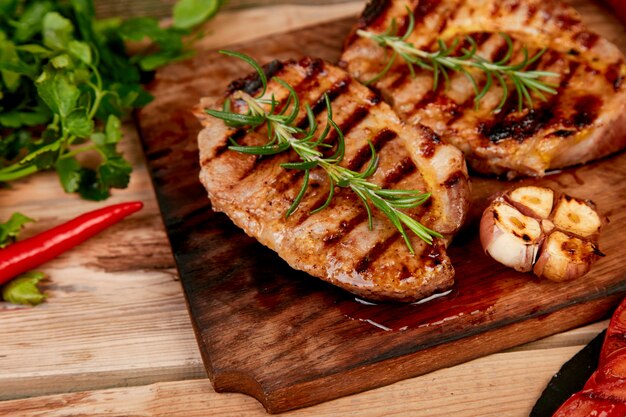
{"left": 446, "top": 37, "right": 536, "bottom": 127}
{"left": 481, "top": 60, "right": 581, "bottom": 143}
{"left": 346, "top": 128, "right": 398, "bottom": 171}
{"left": 472, "top": 48, "right": 549, "bottom": 138}
{"left": 234, "top": 76, "right": 352, "bottom": 182}
{"left": 309, "top": 78, "right": 352, "bottom": 117}
{"left": 402, "top": 32, "right": 493, "bottom": 119}
{"left": 381, "top": 157, "right": 417, "bottom": 188}
{"left": 325, "top": 106, "right": 370, "bottom": 143}
{"left": 354, "top": 232, "right": 402, "bottom": 273}
{"left": 320, "top": 153, "right": 422, "bottom": 245}
{"left": 291, "top": 128, "right": 399, "bottom": 226}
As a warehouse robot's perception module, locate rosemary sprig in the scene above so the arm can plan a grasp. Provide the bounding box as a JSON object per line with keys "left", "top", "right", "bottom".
{"left": 356, "top": 9, "right": 559, "bottom": 111}
{"left": 206, "top": 51, "right": 442, "bottom": 253}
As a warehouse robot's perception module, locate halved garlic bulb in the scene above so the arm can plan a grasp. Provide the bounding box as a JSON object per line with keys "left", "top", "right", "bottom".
{"left": 480, "top": 186, "right": 605, "bottom": 282}
{"left": 480, "top": 201, "right": 542, "bottom": 272}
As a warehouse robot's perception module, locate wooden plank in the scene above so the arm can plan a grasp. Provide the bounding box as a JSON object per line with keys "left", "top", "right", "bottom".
{"left": 0, "top": 3, "right": 374, "bottom": 402}
{"left": 0, "top": 125, "right": 206, "bottom": 400}
{"left": 0, "top": 332, "right": 603, "bottom": 417}
{"left": 135, "top": 0, "right": 626, "bottom": 413}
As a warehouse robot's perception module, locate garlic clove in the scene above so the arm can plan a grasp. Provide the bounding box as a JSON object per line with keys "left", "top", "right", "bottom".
{"left": 509, "top": 186, "right": 554, "bottom": 219}
{"left": 480, "top": 201, "right": 542, "bottom": 272}
{"left": 533, "top": 230, "right": 602, "bottom": 282}
{"left": 552, "top": 195, "right": 602, "bottom": 238}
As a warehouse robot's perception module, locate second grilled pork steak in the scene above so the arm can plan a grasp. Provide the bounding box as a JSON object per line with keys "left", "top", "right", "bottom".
{"left": 340, "top": 0, "right": 626, "bottom": 178}
{"left": 195, "top": 58, "right": 470, "bottom": 302}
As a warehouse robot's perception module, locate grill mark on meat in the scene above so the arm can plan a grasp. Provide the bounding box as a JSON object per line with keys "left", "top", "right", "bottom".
{"left": 421, "top": 242, "right": 444, "bottom": 267}
{"left": 326, "top": 105, "right": 370, "bottom": 143}
{"left": 346, "top": 128, "right": 398, "bottom": 171}
{"left": 419, "top": 127, "right": 443, "bottom": 158}
{"left": 309, "top": 78, "right": 352, "bottom": 117}
{"left": 323, "top": 213, "right": 368, "bottom": 245}
{"left": 472, "top": 50, "right": 549, "bottom": 137}
{"left": 293, "top": 128, "right": 399, "bottom": 225}
{"left": 354, "top": 233, "right": 402, "bottom": 273}
{"left": 447, "top": 44, "right": 556, "bottom": 127}
{"left": 412, "top": 0, "right": 442, "bottom": 26}
{"left": 480, "top": 61, "right": 581, "bottom": 143}
{"left": 381, "top": 157, "right": 417, "bottom": 188}
{"left": 574, "top": 31, "right": 600, "bottom": 49}
{"left": 571, "top": 95, "right": 602, "bottom": 128}
{"left": 227, "top": 60, "right": 284, "bottom": 96}
{"left": 390, "top": 66, "right": 411, "bottom": 89}
{"left": 358, "top": 0, "right": 390, "bottom": 28}
{"left": 402, "top": 32, "right": 492, "bottom": 119}
{"left": 443, "top": 170, "right": 466, "bottom": 188}
{"left": 321, "top": 154, "right": 420, "bottom": 245}
{"left": 235, "top": 76, "right": 352, "bottom": 181}
{"left": 525, "top": 4, "right": 538, "bottom": 24}
{"left": 232, "top": 81, "right": 347, "bottom": 181}
{"left": 604, "top": 62, "right": 624, "bottom": 91}
{"left": 275, "top": 99, "right": 378, "bottom": 202}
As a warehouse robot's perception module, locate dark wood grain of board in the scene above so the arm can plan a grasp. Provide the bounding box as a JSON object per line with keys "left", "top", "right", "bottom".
{"left": 137, "top": 15, "right": 626, "bottom": 415}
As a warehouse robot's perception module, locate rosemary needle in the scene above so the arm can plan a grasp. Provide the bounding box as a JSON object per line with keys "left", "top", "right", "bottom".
{"left": 356, "top": 8, "right": 559, "bottom": 112}
{"left": 206, "top": 51, "right": 442, "bottom": 253}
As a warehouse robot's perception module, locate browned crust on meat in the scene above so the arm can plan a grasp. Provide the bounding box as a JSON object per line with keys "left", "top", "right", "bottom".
{"left": 340, "top": 0, "right": 626, "bottom": 178}
{"left": 195, "top": 58, "right": 470, "bottom": 302}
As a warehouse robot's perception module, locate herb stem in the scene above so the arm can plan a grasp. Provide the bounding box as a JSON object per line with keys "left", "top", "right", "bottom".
{"left": 355, "top": 9, "right": 559, "bottom": 111}
{"left": 0, "top": 165, "right": 38, "bottom": 182}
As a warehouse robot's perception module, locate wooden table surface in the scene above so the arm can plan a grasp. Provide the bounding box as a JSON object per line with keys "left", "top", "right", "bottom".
{"left": 0, "top": 1, "right": 619, "bottom": 416}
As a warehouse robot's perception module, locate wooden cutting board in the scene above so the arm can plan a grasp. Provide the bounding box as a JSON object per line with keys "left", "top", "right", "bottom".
{"left": 136, "top": 2, "right": 626, "bottom": 413}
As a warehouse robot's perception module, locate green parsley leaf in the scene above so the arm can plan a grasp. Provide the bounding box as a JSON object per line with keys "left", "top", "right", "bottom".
{"left": 173, "top": 0, "right": 222, "bottom": 30}
{"left": 2, "top": 271, "right": 47, "bottom": 306}
{"left": 55, "top": 156, "right": 82, "bottom": 192}
{"left": 12, "top": 2, "right": 55, "bottom": 43}
{"left": 105, "top": 114, "right": 122, "bottom": 143}
{"left": 98, "top": 155, "right": 132, "bottom": 189}
{"left": 68, "top": 40, "right": 92, "bottom": 65}
{"left": 66, "top": 108, "right": 94, "bottom": 137}
{"left": 35, "top": 66, "right": 81, "bottom": 119}
{"left": 0, "top": 109, "right": 51, "bottom": 128}
{"left": 42, "top": 12, "right": 75, "bottom": 51}
{"left": 0, "top": 212, "right": 35, "bottom": 248}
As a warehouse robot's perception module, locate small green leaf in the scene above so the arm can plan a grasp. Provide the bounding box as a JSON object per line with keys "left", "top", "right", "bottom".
{"left": 0, "top": 39, "right": 36, "bottom": 76}
{"left": 13, "top": 1, "right": 54, "bottom": 43}
{"left": 2, "top": 272, "right": 47, "bottom": 306}
{"left": 1, "top": 70, "right": 20, "bottom": 92}
{"left": 68, "top": 40, "right": 92, "bottom": 65}
{"left": 173, "top": 0, "right": 222, "bottom": 30}
{"left": 139, "top": 50, "right": 194, "bottom": 71}
{"left": 50, "top": 53, "right": 72, "bottom": 69}
{"left": 36, "top": 66, "right": 81, "bottom": 118}
{"left": 0, "top": 109, "right": 51, "bottom": 129}
{"left": 105, "top": 114, "right": 122, "bottom": 143}
{"left": 55, "top": 157, "right": 82, "bottom": 193}
{"left": 0, "top": 212, "right": 35, "bottom": 248}
{"left": 77, "top": 168, "right": 109, "bottom": 201}
{"left": 98, "top": 155, "right": 132, "bottom": 189}
{"left": 66, "top": 108, "right": 93, "bottom": 137}
{"left": 16, "top": 44, "right": 53, "bottom": 57}
{"left": 42, "top": 12, "right": 75, "bottom": 51}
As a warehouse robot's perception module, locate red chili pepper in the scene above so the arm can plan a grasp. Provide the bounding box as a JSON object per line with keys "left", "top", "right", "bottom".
{"left": 0, "top": 201, "right": 143, "bottom": 285}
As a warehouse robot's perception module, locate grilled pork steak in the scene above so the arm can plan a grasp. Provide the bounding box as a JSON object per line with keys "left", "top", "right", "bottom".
{"left": 195, "top": 58, "right": 470, "bottom": 302}
{"left": 340, "top": 0, "right": 626, "bottom": 178}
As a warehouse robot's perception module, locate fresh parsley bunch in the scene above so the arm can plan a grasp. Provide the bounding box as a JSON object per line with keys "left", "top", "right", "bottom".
{"left": 0, "top": 0, "right": 222, "bottom": 200}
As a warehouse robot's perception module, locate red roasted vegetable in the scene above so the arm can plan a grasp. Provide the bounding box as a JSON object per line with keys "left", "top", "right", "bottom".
{"left": 0, "top": 202, "right": 143, "bottom": 285}
{"left": 553, "top": 298, "right": 626, "bottom": 416}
